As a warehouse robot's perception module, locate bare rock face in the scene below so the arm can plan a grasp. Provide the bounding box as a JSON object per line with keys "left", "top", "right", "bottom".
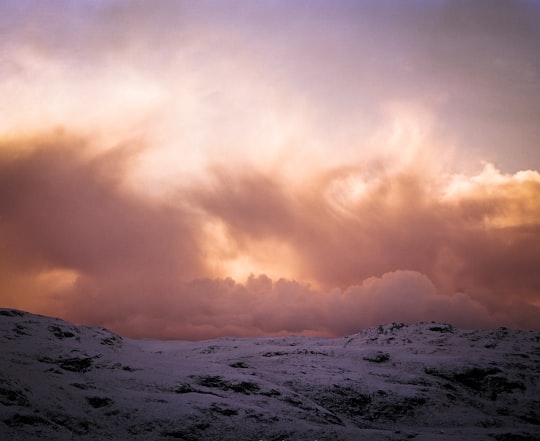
{"left": 1, "top": 309, "right": 539, "bottom": 440}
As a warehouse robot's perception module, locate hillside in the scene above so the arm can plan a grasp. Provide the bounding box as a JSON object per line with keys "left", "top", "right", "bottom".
{"left": 1, "top": 308, "right": 539, "bottom": 440}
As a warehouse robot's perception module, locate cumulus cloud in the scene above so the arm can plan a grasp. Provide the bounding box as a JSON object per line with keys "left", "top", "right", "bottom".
{"left": 57, "top": 270, "right": 508, "bottom": 340}
{"left": 330, "top": 271, "right": 498, "bottom": 335}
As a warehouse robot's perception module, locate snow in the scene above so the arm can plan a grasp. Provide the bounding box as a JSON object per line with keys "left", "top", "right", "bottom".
{"left": 0, "top": 309, "right": 539, "bottom": 440}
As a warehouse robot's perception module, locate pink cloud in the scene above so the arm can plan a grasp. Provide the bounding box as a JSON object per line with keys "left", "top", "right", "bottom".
{"left": 1, "top": 135, "right": 539, "bottom": 339}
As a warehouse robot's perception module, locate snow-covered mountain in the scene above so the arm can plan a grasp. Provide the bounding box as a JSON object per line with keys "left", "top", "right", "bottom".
{"left": 1, "top": 309, "right": 539, "bottom": 441}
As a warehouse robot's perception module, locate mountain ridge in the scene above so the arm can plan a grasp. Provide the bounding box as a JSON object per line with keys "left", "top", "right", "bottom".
{"left": 1, "top": 308, "right": 539, "bottom": 440}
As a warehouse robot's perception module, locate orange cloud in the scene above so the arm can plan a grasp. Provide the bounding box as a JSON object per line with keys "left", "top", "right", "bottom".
{"left": 1, "top": 134, "right": 539, "bottom": 338}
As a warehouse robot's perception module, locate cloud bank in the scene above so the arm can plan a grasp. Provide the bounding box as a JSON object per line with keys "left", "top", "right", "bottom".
{"left": 1, "top": 136, "right": 539, "bottom": 339}
{"left": 1, "top": 1, "right": 540, "bottom": 338}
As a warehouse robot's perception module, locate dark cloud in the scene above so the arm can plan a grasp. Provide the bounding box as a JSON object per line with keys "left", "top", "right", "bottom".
{"left": 0, "top": 134, "right": 204, "bottom": 320}
{"left": 0, "top": 138, "right": 200, "bottom": 275}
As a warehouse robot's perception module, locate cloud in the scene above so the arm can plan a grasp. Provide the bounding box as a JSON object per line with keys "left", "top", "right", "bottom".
{"left": 1, "top": 1, "right": 540, "bottom": 338}
{"left": 0, "top": 134, "right": 204, "bottom": 318}
{"left": 1, "top": 135, "right": 539, "bottom": 339}
{"left": 57, "top": 271, "right": 507, "bottom": 340}
{"left": 3, "top": 0, "right": 540, "bottom": 172}
{"left": 190, "top": 161, "right": 540, "bottom": 331}
{"left": 330, "top": 271, "right": 497, "bottom": 335}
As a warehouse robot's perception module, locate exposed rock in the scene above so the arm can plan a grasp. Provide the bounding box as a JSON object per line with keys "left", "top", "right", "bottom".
{"left": 1, "top": 309, "right": 539, "bottom": 440}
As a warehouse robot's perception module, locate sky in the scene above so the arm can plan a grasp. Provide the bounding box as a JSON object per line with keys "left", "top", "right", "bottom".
{"left": 1, "top": 0, "right": 540, "bottom": 339}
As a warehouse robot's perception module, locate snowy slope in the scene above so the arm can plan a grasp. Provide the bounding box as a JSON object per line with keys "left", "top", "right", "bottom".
{"left": 0, "top": 309, "right": 539, "bottom": 441}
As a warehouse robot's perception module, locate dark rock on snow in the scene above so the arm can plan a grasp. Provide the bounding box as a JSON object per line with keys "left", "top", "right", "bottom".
{"left": 1, "top": 309, "right": 539, "bottom": 440}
